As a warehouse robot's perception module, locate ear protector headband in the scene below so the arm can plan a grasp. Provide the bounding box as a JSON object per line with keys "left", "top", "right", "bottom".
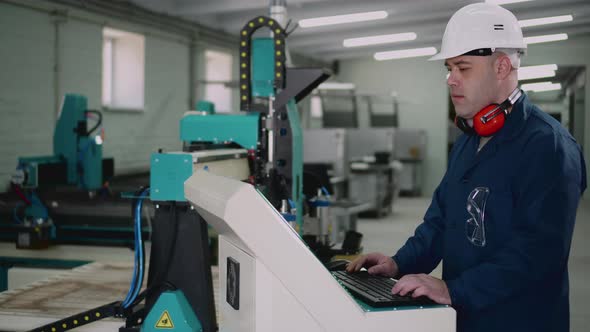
{"left": 455, "top": 88, "right": 523, "bottom": 137}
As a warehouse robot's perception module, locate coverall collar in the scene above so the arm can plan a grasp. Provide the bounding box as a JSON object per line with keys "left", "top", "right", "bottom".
{"left": 494, "top": 91, "right": 529, "bottom": 143}
{"left": 462, "top": 92, "right": 529, "bottom": 176}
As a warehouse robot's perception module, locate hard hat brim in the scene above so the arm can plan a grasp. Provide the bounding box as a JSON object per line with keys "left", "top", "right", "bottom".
{"left": 428, "top": 44, "right": 526, "bottom": 61}
{"left": 428, "top": 50, "right": 460, "bottom": 61}
{"left": 428, "top": 52, "right": 450, "bottom": 61}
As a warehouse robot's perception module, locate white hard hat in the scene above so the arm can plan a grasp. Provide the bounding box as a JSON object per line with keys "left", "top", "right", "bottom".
{"left": 429, "top": 3, "right": 526, "bottom": 61}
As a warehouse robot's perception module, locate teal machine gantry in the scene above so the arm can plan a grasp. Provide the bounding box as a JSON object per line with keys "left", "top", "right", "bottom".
{"left": 145, "top": 14, "right": 329, "bottom": 332}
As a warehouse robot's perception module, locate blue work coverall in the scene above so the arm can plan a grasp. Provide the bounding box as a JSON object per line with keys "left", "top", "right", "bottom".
{"left": 393, "top": 93, "right": 587, "bottom": 332}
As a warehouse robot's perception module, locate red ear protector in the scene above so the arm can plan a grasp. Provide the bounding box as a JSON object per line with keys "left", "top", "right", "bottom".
{"left": 455, "top": 88, "right": 523, "bottom": 137}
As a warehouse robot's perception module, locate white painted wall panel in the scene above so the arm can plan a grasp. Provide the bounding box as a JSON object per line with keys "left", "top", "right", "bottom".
{"left": 337, "top": 57, "right": 448, "bottom": 195}
{"left": 102, "top": 36, "right": 189, "bottom": 174}
{"left": 0, "top": 4, "right": 55, "bottom": 189}
{"left": 0, "top": 2, "right": 194, "bottom": 189}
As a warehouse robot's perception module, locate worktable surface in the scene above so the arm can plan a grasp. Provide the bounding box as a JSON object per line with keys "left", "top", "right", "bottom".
{"left": 0, "top": 243, "right": 220, "bottom": 331}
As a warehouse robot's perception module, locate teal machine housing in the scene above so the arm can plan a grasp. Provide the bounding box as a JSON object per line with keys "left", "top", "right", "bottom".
{"left": 150, "top": 113, "right": 260, "bottom": 202}
{"left": 16, "top": 94, "right": 111, "bottom": 191}
{"left": 150, "top": 153, "right": 194, "bottom": 202}
{"left": 12, "top": 94, "right": 113, "bottom": 227}
{"left": 251, "top": 37, "right": 276, "bottom": 97}
{"left": 142, "top": 290, "right": 202, "bottom": 332}
{"left": 180, "top": 113, "right": 260, "bottom": 151}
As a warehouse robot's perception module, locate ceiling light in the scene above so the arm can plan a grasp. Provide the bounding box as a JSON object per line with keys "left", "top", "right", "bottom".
{"left": 518, "top": 64, "right": 558, "bottom": 81}
{"left": 374, "top": 47, "right": 437, "bottom": 61}
{"left": 343, "top": 32, "right": 417, "bottom": 48}
{"left": 485, "top": 0, "right": 534, "bottom": 5}
{"left": 299, "top": 11, "right": 388, "bottom": 28}
{"left": 519, "top": 15, "right": 573, "bottom": 28}
{"left": 317, "top": 82, "right": 356, "bottom": 90}
{"left": 518, "top": 69, "right": 555, "bottom": 81}
{"left": 521, "top": 82, "right": 562, "bottom": 92}
{"left": 519, "top": 64, "right": 558, "bottom": 72}
{"left": 524, "top": 33, "right": 568, "bottom": 44}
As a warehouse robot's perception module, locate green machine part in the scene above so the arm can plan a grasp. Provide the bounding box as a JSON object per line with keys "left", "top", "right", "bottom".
{"left": 237, "top": 17, "right": 327, "bottom": 232}
{"left": 54, "top": 94, "right": 89, "bottom": 185}
{"left": 78, "top": 136, "right": 103, "bottom": 190}
{"left": 195, "top": 100, "right": 215, "bottom": 114}
{"left": 287, "top": 100, "right": 304, "bottom": 232}
{"left": 251, "top": 37, "right": 276, "bottom": 98}
{"left": 238, "top": 16, "right": 286, "bottom": 112}
{"left": 142, "top": 290, "right": 202, "bottom": 332}
{"left": 180, "top": 113, "right": 260, "bottom": 150}
{"left": 150, "top": 152, "right": 193, "bottom": 202}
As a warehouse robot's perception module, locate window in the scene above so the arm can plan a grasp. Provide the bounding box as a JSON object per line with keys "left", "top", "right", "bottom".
{"left": 102, "top": 27, "right": 145, "bottom": 110}
{"left": 203, "top": 49, "right": 233, "bottom": 113}
{"left": 310, "top": 95, "right": 323, "bottom": 118}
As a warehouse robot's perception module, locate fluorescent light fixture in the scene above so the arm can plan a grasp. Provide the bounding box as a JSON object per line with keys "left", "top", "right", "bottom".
{"left": 521, "top": 81, "right": 562, "bottom": 92}
{"left": 519, "top": 64, "right": 558, "bottom": 72}
{"left": 374, "top": 47, "right": 437, "bottom": 61}
{"left": 485, "top": 0, "right": 534, "bottom": 5}
{"left": 524, "top": 33, "right": 568, "bottom": 44}
{"left": 518, "top": 64, "right": 558, "bottom": 81}
{"left": 317, "top": 82, "right": 356, "bottom": 90}
{"left": 518, "top": 69, "right": 555, "bottom": 81}
{"left": 299, "top": 11, "right": 388, "bottom": 28}
{"left": 519, "top": 15, "right": 573, "bottom": 28}
{"left": 343, "top": 32, "right": 417, "bottom": 48}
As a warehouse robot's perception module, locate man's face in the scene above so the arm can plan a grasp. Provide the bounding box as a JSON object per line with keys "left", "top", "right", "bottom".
{"left": 445, "top": 55, "right": 497, "bottom": 119}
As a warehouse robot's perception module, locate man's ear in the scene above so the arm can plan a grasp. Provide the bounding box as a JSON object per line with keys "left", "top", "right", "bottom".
{"left": 495, "top": 54, "right": 512, "bottom": 80}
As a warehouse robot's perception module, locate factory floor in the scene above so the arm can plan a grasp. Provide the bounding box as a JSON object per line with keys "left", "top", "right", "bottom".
{"left": 357, "top": 196, "right": 590, "bottom": 332}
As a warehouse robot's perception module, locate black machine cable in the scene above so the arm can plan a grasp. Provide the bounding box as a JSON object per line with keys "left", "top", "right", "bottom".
{"left": 127, "top": 281, "right": 178, "bottom": 311}
{"left": 144, "top": 201, "right": 181, "bottom": 312}
{"left": 85, "top": 109, "right": 103, "bottom": 135}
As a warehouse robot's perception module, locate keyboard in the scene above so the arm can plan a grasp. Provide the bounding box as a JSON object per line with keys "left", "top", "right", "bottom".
{"left": 332, "top": 270, "right": 436, "bottom": 308}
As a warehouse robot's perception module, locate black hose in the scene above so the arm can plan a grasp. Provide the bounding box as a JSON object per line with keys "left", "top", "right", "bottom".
{"left": 85, "top": 109, "right": 103, "bottom": 135}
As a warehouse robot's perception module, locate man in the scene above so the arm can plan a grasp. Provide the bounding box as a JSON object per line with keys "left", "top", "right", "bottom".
{"left": 347, "top": 3, "right": 587, "bottom": 332}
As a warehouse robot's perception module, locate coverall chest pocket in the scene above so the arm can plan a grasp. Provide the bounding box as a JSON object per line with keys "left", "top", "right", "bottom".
{"left": 473, "top": 183, "right": 514, "bottom": 249}
{"left": 444, "top": 179, "right": 514, "bottom": 255}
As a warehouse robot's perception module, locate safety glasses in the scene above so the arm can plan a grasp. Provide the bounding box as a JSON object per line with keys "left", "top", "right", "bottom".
{"left": 465, "top": 187, "right": 490, "bottom": 247}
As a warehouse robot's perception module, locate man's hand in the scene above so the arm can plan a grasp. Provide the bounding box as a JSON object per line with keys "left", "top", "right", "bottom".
{"left": 346, "top": 252, "right": 399, "bottom": 277}
{"left": 392, "top": 274, "right": 452, "bottom": 305}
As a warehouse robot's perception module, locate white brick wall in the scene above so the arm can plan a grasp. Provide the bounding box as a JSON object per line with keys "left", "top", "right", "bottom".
{"left": 0, "top": 4, "right": 56, "bottom": 189}
{"left": 0, "top": 2, "right": 220, "bottom": 190}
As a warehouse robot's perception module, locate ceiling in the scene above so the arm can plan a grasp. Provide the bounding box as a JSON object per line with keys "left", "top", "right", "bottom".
{"left": 129, "top": 0, "right": 590, "bottom": 62}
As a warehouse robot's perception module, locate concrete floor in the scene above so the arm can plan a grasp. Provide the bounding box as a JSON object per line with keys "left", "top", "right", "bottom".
{"left": 357, "top": 196, "right": 590, "bottom": 331}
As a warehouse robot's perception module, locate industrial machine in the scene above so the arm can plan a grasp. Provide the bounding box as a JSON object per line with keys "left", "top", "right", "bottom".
{"left": 303, "top": 128, "right": 399, "bottom": 218}
{"left": 14, "top": 94, "right": 111, "bottom": 192}
{"left": 347, "top": 128, "right": 399, "bottom": 217}
{"left": 315, "top": 88, "right": 359, "bottom": 128}
{"left": 185, "top": 170, "right": 455, "bottom": 332}
{"left": 394, "top": 128, "right": 426, "bottom": 196}
{"left": 5, "top": 93, "right": 113, "bottom": 248}
{"left": 141, "top": 8, "right": 330, "bottom": 330}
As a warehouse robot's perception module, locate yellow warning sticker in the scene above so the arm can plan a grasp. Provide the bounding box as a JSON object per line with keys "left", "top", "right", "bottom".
{"left": 155, "top": 310, "right": 174, "bottom": 329}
